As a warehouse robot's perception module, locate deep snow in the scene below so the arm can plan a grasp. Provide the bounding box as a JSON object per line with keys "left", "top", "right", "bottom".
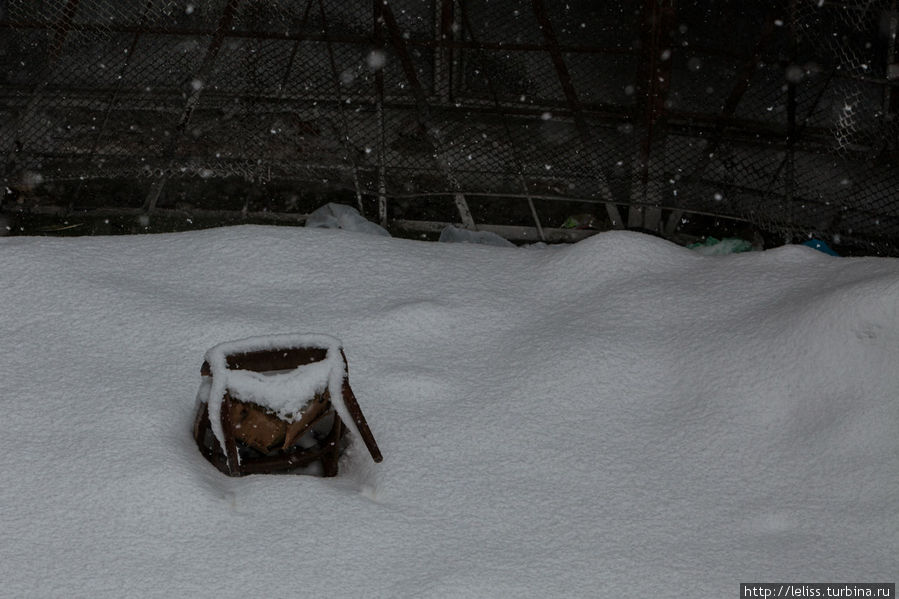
{"left": 0, "top": 226, "right": 896, "bottom": 597}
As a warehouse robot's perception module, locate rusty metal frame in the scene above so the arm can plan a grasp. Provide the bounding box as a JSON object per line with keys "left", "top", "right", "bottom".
{"left": 531, "top": 0, "right": 623, "bottom": 229}
{"left": 2, "top": 16, "right": 646, "bottom": 58}
{"left": 459, "top": 6, "right": 546, "bottom": 241}
{"left": 143, "top": 0, "right": 243, "bottom": 212}
{"left": 880, "top": 2, "right": 898, "bottom": 154}
{"left": 317, "top": 0, "right": 366, "bottom": 214}
{"left": 433, "top": 0, "right": 457, "bottom": 104}
{"left": 2, "top": 0, "right": 898, "bottom": 253}
{"left": 630, "top": 0, "right": 676, "bottom": 231}
{"left": 49, "top": 0, "right": 82, "bottom": 61}
{"left": 277, "top": 0, "right": 316, "bottom": 95}
{"left": 67, "top": 0, "right": 156, "bottom": 212}
{"left": 681, "top": 12, "right": 777, "bottom": 184}
{"left": 373, "top": 0, "right": 389, "bottom": 227}
{"left": 379, "top": 0, "right": 476, "bottom": 229}
{"left": 664, "top": 9, "right": 778, "bottom": 235}
{"left": 3, "top": 0, "right": 85, "bottom": 180}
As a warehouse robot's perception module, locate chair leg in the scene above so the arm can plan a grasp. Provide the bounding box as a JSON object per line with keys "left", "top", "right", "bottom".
{"left": 220, "top": 394, "right": 242, "bottom": 476}
{"left": 320, "top": 416, "right": 343, "bottom": 477}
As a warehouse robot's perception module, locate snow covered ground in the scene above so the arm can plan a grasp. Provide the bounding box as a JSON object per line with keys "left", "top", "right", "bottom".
{"left": 1, "top": 225, "right": 896, "bottom": 597}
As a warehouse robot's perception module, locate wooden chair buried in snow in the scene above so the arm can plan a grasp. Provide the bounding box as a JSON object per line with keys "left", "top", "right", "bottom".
{"left": 193, "top": 334, "right": 382, "bottom": 477}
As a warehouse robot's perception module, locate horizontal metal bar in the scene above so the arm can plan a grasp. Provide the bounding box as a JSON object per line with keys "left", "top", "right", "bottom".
{"left": 2, "top": 203, "right": 311, "bottom": 222}
{"left": 0, "top": 18, "right": 637, "bottom": 54}
{"left": 388, "top": 219, "right": 594, "bottom": 242}
{"left": 0, "top": 87, "right": 842, "bottom": 147}
{"left": 382, "top": 191, "right": 755, "bottom": 223}
{"left": 0, "top": 18, "right": 368, "bottom": 43}
{"left": 2, "top": 187, "right": 761, "bottom": 226}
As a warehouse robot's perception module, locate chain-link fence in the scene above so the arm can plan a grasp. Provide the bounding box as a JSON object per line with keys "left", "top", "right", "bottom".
{"left": 2, "top": 0, "right": 898, "bottom": 253}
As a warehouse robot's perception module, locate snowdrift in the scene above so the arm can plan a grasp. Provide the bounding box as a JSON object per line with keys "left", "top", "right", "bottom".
{"left": 0, "top": 226, "right": 896, "bottom": 597}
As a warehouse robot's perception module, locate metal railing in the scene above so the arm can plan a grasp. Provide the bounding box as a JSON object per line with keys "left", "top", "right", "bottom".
{"left": 2, "top": 0, "right": 898, "bottom": 253}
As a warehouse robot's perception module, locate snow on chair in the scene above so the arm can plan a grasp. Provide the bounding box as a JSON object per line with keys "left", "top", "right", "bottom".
{"left": 193, "top": 334, "right": 382, "bottom": 477}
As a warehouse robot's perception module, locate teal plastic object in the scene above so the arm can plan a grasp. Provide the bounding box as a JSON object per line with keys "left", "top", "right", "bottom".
{"left": 802, "top": 239, "right": 839, "bottom": 256}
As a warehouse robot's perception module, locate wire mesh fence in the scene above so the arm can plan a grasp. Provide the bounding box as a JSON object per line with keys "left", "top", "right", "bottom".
{"left": 2, "top": 0, "right": 898, "bottom": 253}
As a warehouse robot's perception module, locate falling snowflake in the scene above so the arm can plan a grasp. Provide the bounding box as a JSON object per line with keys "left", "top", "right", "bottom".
{"left": 366, "top": 50, "right": 386, "bottom": 70}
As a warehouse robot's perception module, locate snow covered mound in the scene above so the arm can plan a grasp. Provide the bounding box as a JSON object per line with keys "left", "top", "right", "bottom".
{"left": 0, "top": 226, "right": 896, "bottom": 597}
